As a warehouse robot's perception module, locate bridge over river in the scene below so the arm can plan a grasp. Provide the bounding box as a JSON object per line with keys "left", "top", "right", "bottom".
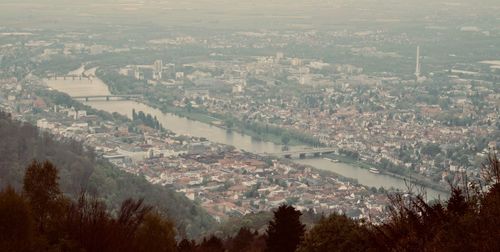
{"left": 44, "top": 73, "right": 447, "bottom": 199}
{"left": 72, "top": 94, "right": 143, "bottom": 101}
{"left": 258, "top": 147, "right": 337, "bottom": 159}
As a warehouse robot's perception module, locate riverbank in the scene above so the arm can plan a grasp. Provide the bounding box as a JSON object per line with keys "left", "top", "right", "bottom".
{"left": 323, "top": 153, "right": 449, "bottom": 195}
{"left": 141, "top": 100, "right": 449, "bottom": 196}
{"left": 96, "top": 67, "right": 322, "bottom": 147}
{"left": 44, "top": 73, "right": 448, "bottom": 199}
{"left": 144, "top": 101, "right": 319, "bottom": 147}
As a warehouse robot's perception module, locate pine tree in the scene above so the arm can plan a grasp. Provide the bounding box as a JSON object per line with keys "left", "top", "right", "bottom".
{"left": 198, "top": 235, "right": 224, "bottom": 252}
{"left": 265, "top": 205, "right": 305, "bottom": 252}
{"left": 230, "top": 227, "right": 254, "bottom": 252}
{"left": 177, "top": 239, "right": 196, "bottom": 252}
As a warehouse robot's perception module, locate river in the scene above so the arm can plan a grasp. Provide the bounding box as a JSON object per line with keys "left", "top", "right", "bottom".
{"left": 45, "top": 77, "right": 447, "bottom": 199}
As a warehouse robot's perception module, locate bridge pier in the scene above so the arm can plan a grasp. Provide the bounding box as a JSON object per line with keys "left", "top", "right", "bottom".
{"left": 313, "top": 152, "right": 320, "bottom": 157}
{"left": 284, "top": 154, "right": 292, "bottom": 159}
{"left": 106, "top": 96, "right": 110, "bottom": 101}
{"left": 299, "top": 153, "right": 306, "bottom": 159}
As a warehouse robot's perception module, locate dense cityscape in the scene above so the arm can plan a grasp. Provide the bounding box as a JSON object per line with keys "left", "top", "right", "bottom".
{"left": 0, "top": 0, "right": 499, "bottom": 251}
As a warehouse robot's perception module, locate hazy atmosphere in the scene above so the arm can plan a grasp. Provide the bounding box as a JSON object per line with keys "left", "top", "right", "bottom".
{"left": 1, "top": 0, "right": 499, "bottom": 28}
{"left": 0, "top": 0, "right": 499, "bottom": 251}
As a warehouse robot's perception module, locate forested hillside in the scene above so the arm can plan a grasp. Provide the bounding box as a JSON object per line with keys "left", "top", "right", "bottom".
{"left": 0, "top": 160, "right": 178, "bottom": 252}
{"left": 0, "top": 111, "right": 214, "bottom": 238}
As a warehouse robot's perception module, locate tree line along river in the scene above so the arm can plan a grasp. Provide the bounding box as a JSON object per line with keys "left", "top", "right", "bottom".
{"left": 45, "top": 76, "right": 447, "bottom": 200}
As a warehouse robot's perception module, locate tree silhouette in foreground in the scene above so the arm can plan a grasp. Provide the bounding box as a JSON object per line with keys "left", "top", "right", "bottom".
{"left": 2, "top": 152, "right": 500, "bottom": 252}
{"left": 265, "top": 204, "right": 305, "bottom": 252}
{"left": 23, "top": 160, "right": 64, "bottom": 234}
{"left": 0, "top": 160, "right": 177, "bottom": 252}
{"left": 173, "top": 153, "right": 500, "bottom": 252}
{"left": 198, "top": 235, "right": 225, "bottom": 252}
{"left": 0, "top": 110, "right": 213, "bottom": 238}
{"left": 0, "top": 186, "right": 34, "bottom": 252}
{"left": 298, "top": 153, "right": 500, "bottom": 252}
{"left": 297, "top": 213, "right": 369, "bottom": 252}
{"left": 229, "top": 227, "right": 255, "bottom": 252}
{"left": 170, "top": 154, "right": 500, "bottom": 252}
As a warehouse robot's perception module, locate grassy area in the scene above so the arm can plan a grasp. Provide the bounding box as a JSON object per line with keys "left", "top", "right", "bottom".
{"left": 165, "top": 106, "right": 220, "bottom": 125}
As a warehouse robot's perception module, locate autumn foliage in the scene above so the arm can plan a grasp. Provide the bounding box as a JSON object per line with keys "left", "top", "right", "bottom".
{"left": 0, "top": 160, "right": 177, "bottom": 252}
{"left": 1, "top": 154, "right": 499, "bottom": 251}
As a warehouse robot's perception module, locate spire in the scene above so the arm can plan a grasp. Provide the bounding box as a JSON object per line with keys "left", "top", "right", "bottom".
{"left": 415, "top": 46, "right": 421, "bottom": 78}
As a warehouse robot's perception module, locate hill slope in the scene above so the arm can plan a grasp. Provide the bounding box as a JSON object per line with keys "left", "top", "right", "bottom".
{"left": 0, "top": 111, "right": 214, "bottom": 238}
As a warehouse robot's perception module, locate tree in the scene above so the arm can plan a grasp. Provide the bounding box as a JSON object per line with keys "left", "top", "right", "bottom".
{"left": 198, "top": 236, "right": 224, "bottom": 252}
{"left": 132, "top": 109, "right": 137, "bottom": 121}
{"left": 225, "top": 119, "right": 234, "bottom": 130}
{"left": 292, "top": 154, "right": 500, "bottom": 252}
{"left": 297, "top": 214, "right": 368, "bottom": 252}
{"left": 230, "top": 227, "right": 254, "bottom": 252}
{"left": 134, "top": 212, "right": 177, "bottom": 252}
{"left": 476, "top": 153, "right": 500, "bottom": 251}
{"left": 138, "top": 111, "right": 146, "bottom": 121}
{"left": 177, "top": 239, "right": 197, "bottom": 252}
{"left": 421, "top": 143, "right": 441, "bottom": 156}
{"left": 22, "top": 160, "right": 63, "bottom": 233}
{"left": 0, "top": 186, "right": 34, "bottom": 252}
{"left": 186, "top": 102, "right": 193, "bottom": 112}
{"left": 63, "top": 193, "right": 112, "bottom": 252}
{"left": 115, "top": 198, "right": 153, "bottom": 245}
{"left": 281, "top": 134, "right": 290, "bottom": 146}
{"left": 0, "top": 113, "right": 214, "bottom": 238}
{"left": 265, "top": 205, "right": 305, "bottom": 252}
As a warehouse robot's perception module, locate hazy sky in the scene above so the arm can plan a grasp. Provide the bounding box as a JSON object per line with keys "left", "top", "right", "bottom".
{"left": 0, "top": 0, "right": 498, "bottom": 30}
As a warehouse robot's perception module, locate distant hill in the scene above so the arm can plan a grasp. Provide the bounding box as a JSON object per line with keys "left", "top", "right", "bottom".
{"left": 0, "top": 111, "right": 215, "bottom": 238}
